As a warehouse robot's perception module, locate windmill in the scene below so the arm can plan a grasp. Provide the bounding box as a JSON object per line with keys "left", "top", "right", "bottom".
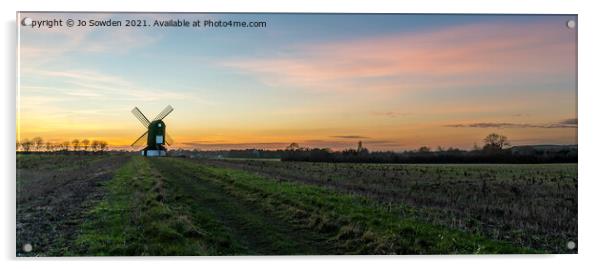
{"left": 131, "top": 105, "right": 174, "bottom": 157}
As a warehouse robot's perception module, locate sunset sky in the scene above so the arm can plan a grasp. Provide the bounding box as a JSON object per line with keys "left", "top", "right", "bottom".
{"left": 17, "top": 13, "right": 577, "bottom": 151}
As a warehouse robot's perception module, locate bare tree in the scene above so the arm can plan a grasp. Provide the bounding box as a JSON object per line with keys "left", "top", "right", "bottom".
{"left": 72, "top": 139, "right": 80, "bottom": 151}
{"left": 32, "top": 137, "right": 44, "bottom": 152}
{"left": 45, "top": 141, "right": 54, "bottom": 152}
{"left": 483, "top": 133, "right": 510, "bottom": 151}
{"left": 286, "top": 142, "right": 300, "bottom": 151}
{"left": 418, "top": 146, "right": 431, "bottom": 153}
{"left": 21, "top": 139, "right": 33, "bottom": 152}
{"left": 99, "top": 141, "right": 108, "bottom": 152}
{"left": 62, "top": 141, "right": 70, "bottom": 151}
{"left": 90, "top": 140, "right": 99, "bottom": 152}
{"left": 82, "top": 139, "right": 90, "bottom": 151}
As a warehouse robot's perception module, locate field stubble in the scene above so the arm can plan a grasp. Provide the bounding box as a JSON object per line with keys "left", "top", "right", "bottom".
{"left": 199, "top": 159, "right": 577, "bottom": 253}
{"left": 16, "top": 154, "right": 129, "bottom": 256}
{"left": 17, "top": 155, "right": 574, "bottom": 255}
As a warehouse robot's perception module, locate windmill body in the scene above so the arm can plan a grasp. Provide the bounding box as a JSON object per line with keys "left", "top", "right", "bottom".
{"left": 144, "top": 120, "right": 167, "bottom": 156}
{"left": 131, "top": 105, "right": 174, "bottom": 157}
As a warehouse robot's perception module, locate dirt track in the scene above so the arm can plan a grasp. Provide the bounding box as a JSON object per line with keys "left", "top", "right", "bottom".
{"left": 16, "top": 155, "right": 129, "bottom": 256}
{"left": 151, "top": 158, "right": 334, "bottom": 255}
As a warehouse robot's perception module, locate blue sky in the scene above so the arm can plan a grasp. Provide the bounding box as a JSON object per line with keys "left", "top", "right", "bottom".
{"left": 18, "top": 13, "right": 577, "bottom": 150}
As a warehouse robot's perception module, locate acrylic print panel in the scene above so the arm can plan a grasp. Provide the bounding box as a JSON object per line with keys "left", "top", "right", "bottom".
{"left": 16, "top": 12, "right": 577, "bottom": 256}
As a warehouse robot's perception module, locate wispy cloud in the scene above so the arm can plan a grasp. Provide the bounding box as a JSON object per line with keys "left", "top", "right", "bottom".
{"left": 330, "top": 135, "right": 370, "bottom": 139}
{"left": 223, "top": 22, "right": 575, "bottom": 93}
{"left": 558, "top": 118, "right": 577, "bottom": 125}
{"left": 21, "top": 68, "right": 208, "bottom": 103}
{"left": 20, "top": 13, "right": 162, "bottom": 66}
{"left": 444, "top": 118, "right": 578, "bottom": 129}
{"left": 371, "top": 111, "right": 411, "bottom": 118}
{"left": 18, "top": 67, "right": 214, "bottom": 133}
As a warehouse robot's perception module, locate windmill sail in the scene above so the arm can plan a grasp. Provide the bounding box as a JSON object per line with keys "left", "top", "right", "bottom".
{"left": 153, "top": 105, "right": 174, "bottom": 121}
{"left": 165, "top": 132, "right": 174, "bottom": 146}
{"left": 131, "top": 131, "right": 149, "bottom": 147}
{"left": 131, "top": 107, "right": 151, "bottom": 128}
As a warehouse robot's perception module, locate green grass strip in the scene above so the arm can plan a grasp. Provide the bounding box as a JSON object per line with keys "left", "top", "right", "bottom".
{"left": 74, "top": 157, "right": 209, "bottom": 256}
{"left": 167, "top": 158, "right": 538, "bottom": 254}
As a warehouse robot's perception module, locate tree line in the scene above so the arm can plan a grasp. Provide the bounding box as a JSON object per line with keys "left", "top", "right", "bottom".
{"left": 281, "top": 133, "right": 577, "bottom": 164}
{"left": 16, "top": 137, "right": 109, "bottom": 153}
{"left": 168, "top": 133, "right": 576, "bottom": 164}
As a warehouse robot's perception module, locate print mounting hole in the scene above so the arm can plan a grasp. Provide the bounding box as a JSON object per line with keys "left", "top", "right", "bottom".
{"left": 567, "top": 241, "right": 576, "bottom": 250}
{"left": 567, "top": 20, "right": 576, "bottom": 29}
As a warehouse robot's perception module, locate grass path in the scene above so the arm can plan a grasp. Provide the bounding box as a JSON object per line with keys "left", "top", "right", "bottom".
{"left": 151, "top": 158, "right": 334, "bottom": 254}
{"left": 76, "top": 157, "right": 209, "bottom": 255}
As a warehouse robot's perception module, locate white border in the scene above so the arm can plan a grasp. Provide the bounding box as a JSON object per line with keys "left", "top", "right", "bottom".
{"left": 2, "top": 1, "right": 601, "bottom": 269}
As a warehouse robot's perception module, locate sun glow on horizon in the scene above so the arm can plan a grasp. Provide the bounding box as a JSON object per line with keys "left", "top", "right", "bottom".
{"left": 17, "top": 13, "right": 577, "bottom": 151}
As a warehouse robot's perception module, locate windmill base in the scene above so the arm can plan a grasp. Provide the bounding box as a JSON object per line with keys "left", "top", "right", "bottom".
{"left": 141, "top": 149, "right": 167, "bottom": 157}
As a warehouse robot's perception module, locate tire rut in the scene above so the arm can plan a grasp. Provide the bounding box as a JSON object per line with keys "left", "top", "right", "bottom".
{"left": 151, "top": 158, "right": 332, "bottom": 255}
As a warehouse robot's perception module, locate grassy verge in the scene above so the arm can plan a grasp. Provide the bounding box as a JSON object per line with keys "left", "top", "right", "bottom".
{"left": 75, "top": 157, "right": 208, "bottom": 255}
{"left": 150, "top": 158, "right": 334, "bottom": 255}
{"left": 162, "top": 158, "right": 536, "bottom": 254}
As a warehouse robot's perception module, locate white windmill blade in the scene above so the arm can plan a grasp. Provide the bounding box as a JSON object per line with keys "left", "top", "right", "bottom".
{"left": 153, "top": 105, "right": 174, "bottom": 121}
{"left": 131, "top": 131, "right": 148, "bottom": 147}
{"left": 131, "top": 107, "right": 151, "bottom": 128}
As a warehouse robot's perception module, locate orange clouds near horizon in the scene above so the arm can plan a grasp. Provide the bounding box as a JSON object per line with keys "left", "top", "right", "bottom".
{"left": 17, "top": 14, "right": 577, "bottom": 151}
